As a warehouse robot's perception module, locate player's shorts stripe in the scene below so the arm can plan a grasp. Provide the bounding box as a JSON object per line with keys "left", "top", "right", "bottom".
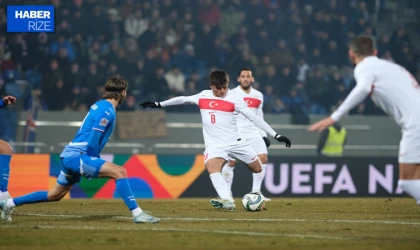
{"left": 198, "top": 98, "right": 235, "bottom": 112}
{"left": 243, "top": 97, "right": 261, "bottom": 108}
{"left": 69, "top": 142, "right": 88, "bottom": 146}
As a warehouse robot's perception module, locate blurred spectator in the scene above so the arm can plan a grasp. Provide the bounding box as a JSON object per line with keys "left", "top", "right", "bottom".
{"left": 165, "top": 66, "right": 186, "bottom": 94}
{"left": 278, "top": 67, "right": 297, "bottom": 94}
{"left": 262, "top": 85, "right": 275, "bottom": 113}
{"left": 306, "top": 67, "right": 329, "bottom": 114}
{"left": 281, "top": 85, "right": 308, "bottom": 115}
{"left": 198, "top": 0, "right": 221, "bottom": 26}
{"left": 271, "top": 97, "right": 287, "bottom": 114}
{"left": 119, "top": 95, "right": 136, "bottom": 111}
{"left": 144, "top": 66, "right": 170, "bottom": 100}
{"left": 124, "top": 9, "right": 149, "bottom": 39}
{"left": 184, "top": 80, "right": 198, "bottom": 96}
{"left": 1, "top": 0, "right": 418, "bottom": 115}
{"left": 50, "top": 35, "right": 75, "bottom": 62}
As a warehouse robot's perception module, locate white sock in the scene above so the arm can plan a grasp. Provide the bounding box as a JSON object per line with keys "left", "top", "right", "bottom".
{"left": 398, "top": 180, "right": 420, "bottom": 204}
{"left": 210, "top": 173, "right": 233, "bottom": 201}
{"left": 0, "top": 191, "right": 10, "bottom": 199}
{"left": 252, "top": 164, "right": 266, "bottom": 193}
{"left": 221, "top": 165, "right": 234, "bottom": 195}
{"left": 131, "top": 207, "right": 143, "bottom": 217}
{"left": 6, "top": 198, "right": 16, "bottom": 208}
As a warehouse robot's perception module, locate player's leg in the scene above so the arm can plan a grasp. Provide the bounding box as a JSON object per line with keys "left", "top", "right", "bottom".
{"left": 0, "top": 178, "right": 73, "bottom": 222}
{"left": 221, "top": 158, "right": 236, "bottom": 197}
{"left": 205, "top": 149, "right": 235, "bottom": 210}
{"left": 228, "top": 142, "right": 262, "bottom": 174}
{"left": 397, "top": 130, "right": 420, "bottom": 205}
{"left": 97, "top": 160, "right": 160, "bottom": 223}
{"left": 0, "top": 139, "right": 13, "bottom": 200}
{"left": 247, "top": 137, "right": 271, "bottom": 200}
{"left": 398, "top": 163, "right": 420, "bottom": 205}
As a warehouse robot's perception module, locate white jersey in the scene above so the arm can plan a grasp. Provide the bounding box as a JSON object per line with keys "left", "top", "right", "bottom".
{"left": 231, "top": 86, "right": 267, "bottom": 139}
{"left": 331, "top": 56, "right": 420, "bottom": 128}
{"left": 160, "top": 89, "right": 277, "bottom": 147}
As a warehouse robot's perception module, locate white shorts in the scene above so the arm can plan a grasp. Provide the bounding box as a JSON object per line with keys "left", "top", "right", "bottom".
{"left": 228, "top": 137, "right": 267, "bottom": 162}
{"left": 399, "top": 127, "right": 420, "bottom": 164}
{"left": 204, "top": 142, "right": 258, "bottom": 165}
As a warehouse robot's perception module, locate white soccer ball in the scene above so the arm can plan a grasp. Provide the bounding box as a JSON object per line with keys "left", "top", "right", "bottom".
{"left": 242, "top": 192, "right": 265, "bottom": 212}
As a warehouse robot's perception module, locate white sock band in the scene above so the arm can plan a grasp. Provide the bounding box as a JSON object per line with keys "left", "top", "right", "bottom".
{"left": 210, "top": 173, "right": 232, "bottom": 201}
{"left": 398, "top": 179, "right": 420, "bottom": 204}
{"left": 252, "top": 164, "right": 266, "bottom": 193}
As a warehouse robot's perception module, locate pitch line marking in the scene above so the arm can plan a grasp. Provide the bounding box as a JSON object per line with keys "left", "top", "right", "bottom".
{"left": 0, "top": 224, "right": 351, "bottom": 240}
{"left": 21, "top": 213, "right": 420, "bottom": 226}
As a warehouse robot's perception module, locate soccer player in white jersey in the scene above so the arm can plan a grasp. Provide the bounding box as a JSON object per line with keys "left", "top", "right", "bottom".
{"left": 221, "top": 68, "right": 271, "bottom": 201}
{"left": 140, "top": 70, "right": 291, "bottom": 210}
{"left": 308, "top": 36, "right": 420, "bottom": 205}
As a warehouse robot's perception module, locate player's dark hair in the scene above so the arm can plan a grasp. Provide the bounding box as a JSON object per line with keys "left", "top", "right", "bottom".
{"left": 238, "top": 68, "right": 252, "bottom": 76}
{"left": 102, "top": 76, "right": 128, "bottom": 104}
{"left": 348, "top": 36, "right": 376, "bottom": 56}
{"left": 209, "top": 70, "right": 229, "bottom": 88}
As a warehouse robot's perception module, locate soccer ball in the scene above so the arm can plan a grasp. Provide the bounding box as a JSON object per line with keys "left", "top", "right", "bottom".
{"left": 242, "top": 192, "right": 265, "bottom": 212}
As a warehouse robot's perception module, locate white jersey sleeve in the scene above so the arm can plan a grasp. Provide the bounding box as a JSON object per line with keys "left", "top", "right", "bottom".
{"left": 330, "top": 68, "right": 373, "bottom": 121}
{"left": 331, "top": 56, "right": 420, "bottom": 128}
{"left": 233, "top": 95, "right": 277, "bottom": 138}
{"left": 257, "top": 98, "right": 267, "bottom": 137}
{"left": 160, "top": 94, "right": 200, "bottom": 107}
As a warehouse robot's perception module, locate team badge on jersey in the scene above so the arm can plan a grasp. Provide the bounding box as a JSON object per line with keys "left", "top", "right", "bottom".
{"left": 100, "top": 118, "right": 108, "bottom": 126}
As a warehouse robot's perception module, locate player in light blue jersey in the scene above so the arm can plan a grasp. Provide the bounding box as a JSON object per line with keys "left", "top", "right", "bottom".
{"left": 0, "top": 95, "right": 16, "bottom": 222}
{"left": 0, "top": 78, "right": 160, "bottom": 223}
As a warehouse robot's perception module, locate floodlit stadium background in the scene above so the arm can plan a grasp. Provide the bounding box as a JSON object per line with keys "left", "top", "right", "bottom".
{"left": 1, "top": 0, "right": 420, "bottom": 198}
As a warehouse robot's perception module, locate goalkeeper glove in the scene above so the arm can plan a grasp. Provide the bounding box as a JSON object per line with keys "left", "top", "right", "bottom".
{"left": 263, "top": 137, "right": 271, "bottom": 148}
{"left": 139, "top": 101, "right": 161, "bottom": 108}
{"left": 274, "top": 134, "right": 291, "bottom": 148}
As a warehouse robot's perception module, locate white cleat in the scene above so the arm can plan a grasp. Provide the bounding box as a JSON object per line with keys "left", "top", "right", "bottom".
{"left": 0, "top": 199, "right": 13, "bottom": 222}
{"left": 259, "top": 192, "right": 271, "bottom": 202}
{"left": 133, "top": 211, "right": 160, "bottom": 224}
{"left": 209, "top": 198, "right": 236, "bottom": 211}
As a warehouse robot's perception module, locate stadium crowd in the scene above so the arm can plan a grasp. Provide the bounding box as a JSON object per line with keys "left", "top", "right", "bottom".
{"left": 0, "top": 0, "right": 419, "bottom": 115}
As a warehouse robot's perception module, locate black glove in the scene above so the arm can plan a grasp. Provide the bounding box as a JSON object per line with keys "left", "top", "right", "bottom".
{"left": 263, "top": 137, "right": 271, "bottom": 148}
{"left": 139, "top": 101, "right": 161, "bottom": 108}
{"left": 274, "top": 134, "right": 291, "bottom": 148}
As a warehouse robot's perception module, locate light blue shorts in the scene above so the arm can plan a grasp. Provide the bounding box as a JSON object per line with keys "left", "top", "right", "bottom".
{"left": 57, "top": 154, "right": 106, "bottom": 186}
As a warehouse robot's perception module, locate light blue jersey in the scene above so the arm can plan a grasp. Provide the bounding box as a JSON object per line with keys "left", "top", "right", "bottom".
{"left": 60, "top": 100, "right": 116, "bottom": 158}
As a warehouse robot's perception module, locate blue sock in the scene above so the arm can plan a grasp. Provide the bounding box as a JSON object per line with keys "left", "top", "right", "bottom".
{"left": 13, "top": 191, "right": 48, "bottom": 206}
{"left": 116, "top": 178, "right": 138, "bottom": 211}
{"left": 0, "top": 155, "right": 11, "bottom": 192}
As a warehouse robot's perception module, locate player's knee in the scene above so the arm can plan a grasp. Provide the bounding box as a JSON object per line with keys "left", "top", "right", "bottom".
{"left": 253, "top": 165, "right": 262, "bottom": 173}
{"left": 115, "top": 167, "right": 127, "bottom": 179}
{"left": 259, "top": 155, "right": 268, "bottom": 164}
{"left": 0, "top": 140, "right": 12, "bottom": 155}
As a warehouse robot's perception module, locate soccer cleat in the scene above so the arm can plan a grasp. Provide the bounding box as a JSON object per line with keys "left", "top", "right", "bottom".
{"left": 133, "top": 211, "right": 160, "bottom": 224}
{"left": 259, "top": 192, "right": 271, "bottom": 202}
{"left": 209, "top": 198, "right": 236, "bottom": 211}
{"left": 0, "top": 192, "right": 11, "bottom": 220}
{"left": 0, "top": 199, "right": 13, "bottom": 222}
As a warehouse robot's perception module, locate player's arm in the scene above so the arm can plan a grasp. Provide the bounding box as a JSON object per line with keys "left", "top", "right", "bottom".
{"left": 316, "top": 129, "right": 329, "bottom": 155}
{"left": 236, "top": 100, "right": 291, "bottom": 147}
{"left": 139, "top": 94, "right": 200, "bottom": 108}
{"left": 0, "top": 96, "right": 17, "bottom": 108}
{"left": 87, "top": 112, "right": 113, "bottom": 157}
{"left": 330, "top": 72, "right": 374, "bottom": 121}
{"left": 256, "top": 99, "right": 270, "bottom": 148}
